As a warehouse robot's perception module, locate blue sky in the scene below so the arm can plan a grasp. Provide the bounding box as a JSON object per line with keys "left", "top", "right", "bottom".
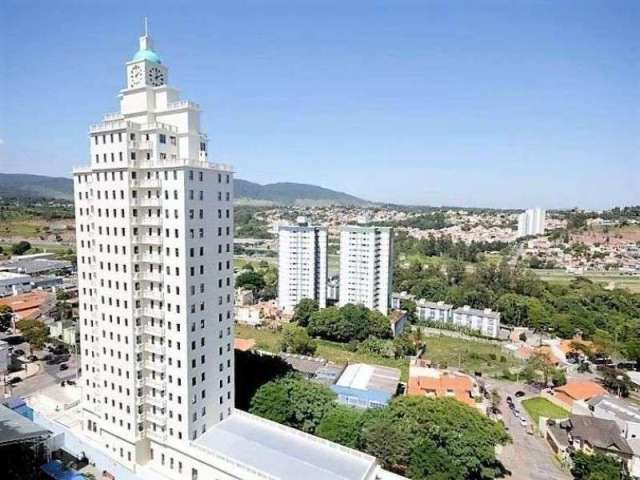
{"left": 1, "top": 0, "right": 638, "bottom": 209}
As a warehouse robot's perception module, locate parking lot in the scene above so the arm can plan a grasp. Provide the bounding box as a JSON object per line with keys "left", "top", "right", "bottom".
{"left": 3, "top": 342, "right": 80, "bottom": 398}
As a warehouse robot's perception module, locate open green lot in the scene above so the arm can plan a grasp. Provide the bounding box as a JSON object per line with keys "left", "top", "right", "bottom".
{"left": 521, "top": 397, "right": 569, "bottom": 425}
{"left": 532, "top": 269, "right": 640, "bottom": 293}
{"left": 419, "top": 333, "right": 521, "bottom": 376}
{"left": 235, "top": 324, "right": 521, "bottom": 382}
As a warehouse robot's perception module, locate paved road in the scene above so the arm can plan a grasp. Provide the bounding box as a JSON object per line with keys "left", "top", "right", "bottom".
{"left": 8, "top": 354, "right": 79, "bottom": 398}
{"left": 494, "top": 382, "right": 570, "bottom": 480}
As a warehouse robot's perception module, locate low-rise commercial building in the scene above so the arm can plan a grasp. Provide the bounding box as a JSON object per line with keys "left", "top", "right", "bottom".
{"left": 331, "top": 363, "right": 400, "bottom": 409}
{"left": 0, "top": 271, "right": 33, "bottom": 297}
{"left": 0, "top": 291, "right": 54, "bottom": 321}
{"left": 588, "top": 395, "right": 640, "bottom": 441}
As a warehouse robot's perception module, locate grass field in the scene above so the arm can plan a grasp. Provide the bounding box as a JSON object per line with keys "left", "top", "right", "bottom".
{"left": 420, "top": 334, "right": 521, "bottom": 376}
{"left": 521, "top": 397, "right": 569, "bottom": 424}
{"left": 533, "top": 269, "right": 640, "bottom": 293}
{"left": 235, "top": 324, "right": 521, "bottom": 381}
{"left": 236, "top": 324, "right": 411, "bottom": 380}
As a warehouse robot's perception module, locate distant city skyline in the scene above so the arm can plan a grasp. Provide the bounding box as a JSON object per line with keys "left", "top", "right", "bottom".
{"left": 1, "top": 0, "right": 638, "bottom": 209}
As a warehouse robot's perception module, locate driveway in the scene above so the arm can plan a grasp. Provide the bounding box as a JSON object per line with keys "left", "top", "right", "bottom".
{"left": 491, "top": 381, "right": 570, "bottom": 480}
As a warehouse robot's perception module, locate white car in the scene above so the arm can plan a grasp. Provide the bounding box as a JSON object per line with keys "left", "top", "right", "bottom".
{"left": 520, "top": 418, "right": 528, "bottom": 427}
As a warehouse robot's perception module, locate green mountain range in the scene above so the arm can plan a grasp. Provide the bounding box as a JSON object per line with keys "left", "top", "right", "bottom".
{"left": 0, "top": 173, "right": 369, "bottom": 206}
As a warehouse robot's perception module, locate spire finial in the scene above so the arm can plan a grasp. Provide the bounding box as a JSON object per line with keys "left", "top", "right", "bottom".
{"left": 144, "top": 17, "right": 149, "bottom": 36}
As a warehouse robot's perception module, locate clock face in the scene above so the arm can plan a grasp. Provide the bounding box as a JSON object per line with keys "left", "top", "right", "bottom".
{"left": 129, "top": 65, "right": 143, "bottom": 87}
{"left": 148, "top": 67, "right": 165, "bottom": 86}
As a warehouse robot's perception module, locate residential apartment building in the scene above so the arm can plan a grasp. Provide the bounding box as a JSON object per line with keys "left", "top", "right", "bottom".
{"left": 339, "top": 226, "right": 393, "bottom": 315}
{"left": 74, "top": 27, "right": 234, "bottom": 470}
{"left": 278, "top": 217, "right": 327, "bottom": 312}
{"left": 417, "top": 300, "right": 453, "bottom": 323}
{"left": 390, "top": 293, "right": 501, "bottom": 338}
{"left": 517, "top": 208, "right": 546, "bottom": 237}
{"left": 452, "top": 306, "right": 501, "bottom": 338}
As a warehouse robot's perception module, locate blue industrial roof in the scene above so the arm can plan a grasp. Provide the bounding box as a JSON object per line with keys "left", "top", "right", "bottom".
{"left": 331, "top": 385, "right": 393, "bottom": 404}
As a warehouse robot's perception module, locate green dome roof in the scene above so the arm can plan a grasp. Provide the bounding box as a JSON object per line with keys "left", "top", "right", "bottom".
{"left": 133, "top": 48, "right": 161, "bottom": 64}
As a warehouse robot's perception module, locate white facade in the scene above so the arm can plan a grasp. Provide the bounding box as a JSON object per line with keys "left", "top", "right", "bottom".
{"left": 517, "top": 208, "right": 546, "bottom": 237}
{"left": 278, "top": 219, "right": 327, "bottom": 312}
{"left": 74, "top": 29, "right": 234, "bottom": 470}
{"left": 339, "top": 226, "right": 393, "bottom": 315}
{"left": 417, "top": 300, "right": 453, "bottom": 323}
{"left": 452, "top": 306, "right": 501, "bottom": 338}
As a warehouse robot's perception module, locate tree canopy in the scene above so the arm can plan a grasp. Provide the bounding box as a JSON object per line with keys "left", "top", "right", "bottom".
{"left": 279, "top": 324, "right": 317, "bottom": 356}
{"left": 307, "top": 304, "right": 391, "bottom": 342}
{"left": 249, "top": 375, "right": 336, "bottom": 433}
{"left": 292, "top": 298, "right": 319, "bottom": 327}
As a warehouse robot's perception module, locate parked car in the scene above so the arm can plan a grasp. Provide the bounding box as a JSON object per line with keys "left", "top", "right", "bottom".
{"left": 14, "top": 349, "right": 25, "bottom": 356}
{"left": 59, "top": 363, "right": 69, "bottom": 371}
{"left": 66, "top": 379, "right": 76, "bottom": 386}
{"left": 515, "top": 390, "right": 526, "bottom": 398}
{"left": 520, "top": 418, "right": 528, "bottom": 427}
{"left": 8, "top": 377, "right": 22, "bottom": 385}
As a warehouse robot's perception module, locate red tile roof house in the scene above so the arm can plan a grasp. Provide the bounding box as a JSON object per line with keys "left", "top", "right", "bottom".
{"left": 549, "top": 381, "right": 607, "bottom": 413}
{"left": 407, "top": 358, "right": 480, "bottom": 408}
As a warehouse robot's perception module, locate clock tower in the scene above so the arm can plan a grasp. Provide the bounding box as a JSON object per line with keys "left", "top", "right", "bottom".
{"left": 126, "top": 25, "right": 167, "bottom": 89}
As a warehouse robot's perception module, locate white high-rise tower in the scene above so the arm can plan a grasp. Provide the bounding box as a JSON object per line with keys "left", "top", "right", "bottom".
{"left": 339, "top": 226, "right": 393, "bottom": 315}
{"left": 64, "top": 27, "right": 399, "bottom": 480}
{"left": 277, "top": 217, "right": 327, "bottom": 312}
{"left": 73, "top": 26, "right": 234, "bottom": 468}
{"left": 517, "top": 208, "right": 546, "bottom": 237}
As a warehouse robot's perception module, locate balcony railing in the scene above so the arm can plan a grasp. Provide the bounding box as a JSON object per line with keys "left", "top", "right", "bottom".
{"left": 144, "top": 394, "right": 166, "bottom": 409}
{"left": 146, "top": 412, "right": 167, "bottom": 426}
{"left": 144, "top": 343, "right": 166, "bottom": 356}
{"left": 143, "top": 324, "right": 165, "bottom": 337}
{"left": 133, "top": 235, "right": 162, "bottom": 246}
{"left": 144, "top": 361, "right": 166, "bottom": 373}
{"left": 144, "top": 376, "right": 166, "bottom": 390}
{"left": 132, "top": 216, "right": 162, "bottom": 227}
{"left": 131, "top": 177, "right": 160, "bottom": 188}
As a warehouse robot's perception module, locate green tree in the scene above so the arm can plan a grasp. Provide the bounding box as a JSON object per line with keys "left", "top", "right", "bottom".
{"left": 11, "top": 240, "right": 31, "bottom": 255}
{"left": 359, "top": 397, "right": 510, "bottom": 478}
{"left": 571, "top": 451, "right": 624, "bottom": 480}
{"left": 316, "top": 405, "right": 363, "bottom": 448}
{"left": 601, "top": 368, "right": 632, "bottom": 397}
{"left": 307, "top": 304, "right": 391, "bottom": 342}
{"left": 446, "top": 260, "right": 466, "bottom": 286}
{"left": 292, "top": 298, "right": 319, "bottom": 327}
{"left": 408, "top": 438, "right": 465, "bottom": 480}
{"left": 0, "top": 305, "right": 13, "bottom": 332}
{"left": 250, "top": 376, "right": 336, "bottom": 433}
{"left": 624, "top": 339, "right": 640, "bottom": 369}
{"left": 15, "top": 318, "right": 49, "bottom": 350}
{"left": 235, "top": 270, "right": 265, "bottom": 291}
{"left": 279, "top": 324, "right": 317, "bottom": 355}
